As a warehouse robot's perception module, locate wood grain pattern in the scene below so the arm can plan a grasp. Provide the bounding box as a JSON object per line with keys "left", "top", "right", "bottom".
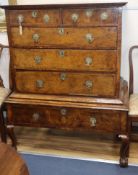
{"left": 5, "top": 78, "right": 129, "bottom": 111}
{"left": 0, "top": 142, "right": 29, "bottom": 175}
{"left": 63, "top": 8, "right": 118, "bottom": 26}
{"left": 115, "top": 8, "right": 122, "bottom": 98}
{"left": 10, "top": 27, "right": 117, "bottom": 49}
{"left": 2, "top": 3, "right": 129, "bottom": 166}
{"left": 14, "top": 126, "right": 138, "bottom": 165}
{"left": 0, "top": 3, "right": 127, "bottom": 10}
{"left": 15, "top": 71, "right": 116, "bottom": 97}
{"left": 12, "top": 49, "right": 117, "bottom": 72}
{"left": 11, "top": 105, "right": 122, "bottom": 133}
{"left": 9, "top": 9, "right": 61, "bottom": 27}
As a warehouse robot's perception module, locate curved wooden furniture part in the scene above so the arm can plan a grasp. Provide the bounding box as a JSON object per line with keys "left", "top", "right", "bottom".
{"left": 0, "top": 44, "right": 16, "bottom": 147}
{"left": 0, "top": 142, "right": 29, "bottom": 175}
{"left": 128, "top": 46, "right": 138, "bottom": 137}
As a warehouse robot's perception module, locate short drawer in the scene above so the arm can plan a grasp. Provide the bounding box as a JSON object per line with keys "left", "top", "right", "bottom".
{"left": 12, "top": 48, "right": 117, "bottom": 72}
{"left": 63, "top": 8, "right": 118, "bottom": 26}
{"left": 15, "top": 71, "right": 116, "bottom": 97}
{"left": 8, "top": 9, "right": 61, "bottom": 27}
{"left": 11, "top": 105, "right": 121, "bottom": 133}
{"left": 10, "top": 27, "right": 117, "bottom": 49}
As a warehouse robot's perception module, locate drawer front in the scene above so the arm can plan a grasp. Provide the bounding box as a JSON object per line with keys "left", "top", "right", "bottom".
{"left": 78, "top": 109, "right": 120, "bottom": 132}
{"left": 10, "top": 27, "right": 117, "bottom": 49}
{"left": 12, "top": 105, "right": 121, "bottom": 133}
{"left": 9, "top": 9, "right": 61, "bottom": 27}
{"left": 63, "top": 8, "right": 118, "bottom": 26}
{"left": 12, "top": 49, "right": 117, "bottom": 72}
{"left": 15, "top": 71, "right": 116, "bottom": 97}
{"left": 12, "top": 106, "right": 80, "bottom": 128}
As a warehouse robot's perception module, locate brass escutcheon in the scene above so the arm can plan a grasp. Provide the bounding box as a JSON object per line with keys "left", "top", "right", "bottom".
{"left": 36, "top": 80, "right": 44, "bottom": 88}
{"left": 60, "top": 73, "right": 66, "bottom": 81}
{"left": 43, "top": 14, "right": 50, "bottom": 23}
{"left": 85, "top": 33, "right": 94, "bottom": 44}
{"left": 58, "top": 28, "right": 64, "bottom": 35}
{"left": 32, "top": 33, "right": 40, "bottom": 42}
{"left": 60, "top": 108, "right": 67, "bottom": 116}
{"left": 85, "top": 9, "right": 93, "bottom": 17}
{"left": 71, "top": 13, "right": 79, "bottom": 23}
{"left": 85, "top": 57, "right": 93, "bottom": 66}
{"left": 17, "top": 14, "right": 24, "bottom": 23}
{"left": 32, "top": 113, "right": 40, "bottom": 121}
{"left": 32, "top": 10, "right": 38, "bottom": 18}
{"left": 90, "top": 117, "right": 96, "bottom": 127}
{"left": 100, "top": 12, "right": 108, "bottom": 20}
{"left": 34, "top": 56, "right": 42, "bottom": 64}
{"left": 85, "top": 80, "right": 93, "bottom": 88}
{"left": 59, "top": 50, "right": 65, "bottom": 57}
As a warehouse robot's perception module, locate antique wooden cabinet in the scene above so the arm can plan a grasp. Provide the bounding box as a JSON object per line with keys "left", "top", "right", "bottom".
{"left": 1, "top": 3, "right": 129, "bottom": 167}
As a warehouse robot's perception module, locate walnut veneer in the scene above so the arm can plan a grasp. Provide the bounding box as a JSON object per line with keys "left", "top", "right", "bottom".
{"left": 0, "top": 142, "right": 29, "bottom": 175}
{"left": 1, "top": 2, "right": 129, "bottom": 167}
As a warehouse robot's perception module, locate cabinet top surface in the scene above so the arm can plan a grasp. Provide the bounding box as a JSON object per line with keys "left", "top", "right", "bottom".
{"left": 0, "top": 2, "right": 127, "bottom": 10}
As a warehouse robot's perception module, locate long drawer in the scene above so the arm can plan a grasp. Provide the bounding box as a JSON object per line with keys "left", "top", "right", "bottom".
{"left": 15, "top": 71, "right": 116, "bottom": 97}
{"left": 10, "top": 27, "right": 117, "bottom": 49}
{"left": 12, "top": 48, "right": 117, "bottom": 72}
{"left": 12, "top": 105, "right": 121, "bottom": 133}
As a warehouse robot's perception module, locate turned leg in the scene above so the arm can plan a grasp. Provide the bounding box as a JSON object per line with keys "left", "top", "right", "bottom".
{"left": 0, "top": 109, "right": 7, "bottom": 142}
{"left": 128, "top": 117, "right": 132, "bottom": 141}
{"left": 7, "top": 125, "right": 17, "bottom": 149}
{"left": 118, "top": 134, "right": 129, "bottom": 167}
{"left": 6, "top": 105, "right": 17, "bottom": 149}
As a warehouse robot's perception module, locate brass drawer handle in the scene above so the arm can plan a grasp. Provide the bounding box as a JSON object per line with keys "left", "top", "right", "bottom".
{"left": 85, "top": 57, "right": 92, "bottom": 66}
{"left": 17, "top": 14, "right": 24, "bottom": 35}
{"left": 17, "top": 14, "right": 24, "bottom": 23}
{"left": 32, "top": 113, "right": 40, "bottom": 121}
{"left": 60, "top": 108, "right": 67, "bottom": 116}
{"left": 32, "top": 10, "right": 38, "bottom": 18}
{"left": 34, "top": 56, "right": 42, "bottom": 64}
{"left": 43, "top": 14, "right": 50, "bottom": 23}
{"left": 58, "top": 28, "right": 64, "bottom": 35}
{"left": 85, "top": 80, "right": 93, "bottom": 88}
{"left": 60, "top": 73, "right": 66, "bottom": 81}
{"left": 85, "top": 9, "right": 93, "bottom": 17}
{"left": 32, "top": 33, "right": 40, "bottom": 43}
{"left": 36, "top": 80, "right": 44, "bottom": 88}
{"left": 59, "top": 50, "right": 65, "bottom": 57}
{"left": 71, "top": 13, "right": 79, "bottom": 23}
{"left": 85, "top": 33, "right": 94, "bottom": 44}
{"left": 100, "top": 12, "right": 108, "bottom": 20}
{"left": 90, "top": 117, "right": 96, "bottom": 127}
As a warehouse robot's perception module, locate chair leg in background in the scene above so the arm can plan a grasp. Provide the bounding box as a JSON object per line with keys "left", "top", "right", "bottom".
{"left": 7, "top": 125, "right": 17, "bottom": 149}
{"left": 0, "top": 109, "right": 7, "bottom": 143}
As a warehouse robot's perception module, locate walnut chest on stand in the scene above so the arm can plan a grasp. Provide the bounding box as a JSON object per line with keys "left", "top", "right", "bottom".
{"left": 1, "top": 2, "right": 129, "bottom": 167}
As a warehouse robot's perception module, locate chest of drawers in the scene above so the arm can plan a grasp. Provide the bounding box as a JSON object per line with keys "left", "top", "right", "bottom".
{"left": 1, "top": 3, "right": 129, "bottom": 167}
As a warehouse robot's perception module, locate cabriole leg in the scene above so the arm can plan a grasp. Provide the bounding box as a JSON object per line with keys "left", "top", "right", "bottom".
{"left": 118, "top": 134, "right": 129, "bottom": 167}
{"left": 0, "top": 109, "right": 7, "bottom": 142}
{"left": 7, "top": 125, "right": 17, "bottom": 149}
